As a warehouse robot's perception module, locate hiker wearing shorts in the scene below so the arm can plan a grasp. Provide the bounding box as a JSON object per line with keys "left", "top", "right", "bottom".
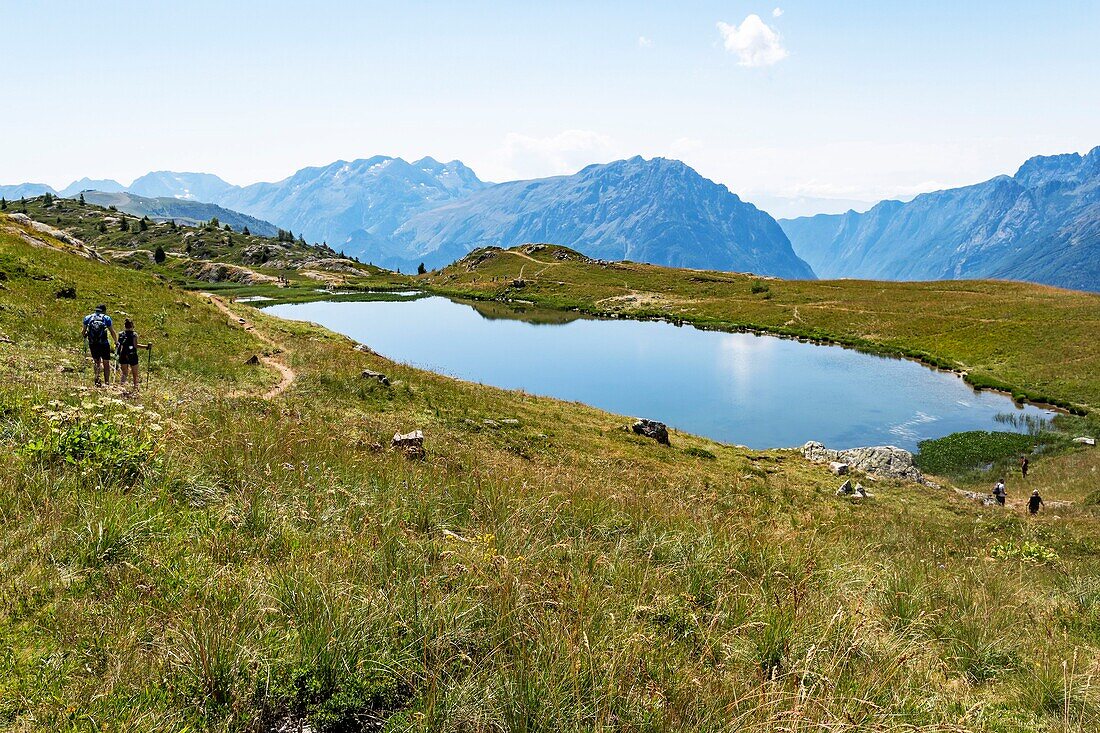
{"left": 116, "top": 319, "right": 151, "bottom": 390}
{"left": 992, "top": 478, "right": 1007, "bottom": 506}
{"left": 82, "top": 304, "right": 117, "bottom": 387}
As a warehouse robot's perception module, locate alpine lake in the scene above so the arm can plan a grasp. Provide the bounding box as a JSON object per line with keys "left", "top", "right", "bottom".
{"left": 265, "top": 293, "right": 1056, "bottom": 451}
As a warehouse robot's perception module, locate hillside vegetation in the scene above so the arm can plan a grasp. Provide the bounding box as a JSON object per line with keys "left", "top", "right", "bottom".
{"left": 5, "top": 195, "right": 407, "bottom": 297}
{"left": 423, "top": 245, "right": 1100, "bottom": 412}
{"left": 2, "top": 215, "right": 1100, "bottom": 731}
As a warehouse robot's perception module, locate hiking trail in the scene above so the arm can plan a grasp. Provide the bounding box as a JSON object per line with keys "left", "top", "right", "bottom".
{"left": 206, "top": 295, "right": 296, "bottom": 399}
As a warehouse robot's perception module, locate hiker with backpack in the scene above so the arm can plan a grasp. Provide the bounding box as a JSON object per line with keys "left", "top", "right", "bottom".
{"left": 116, "top": 319, "right": 151, "bottom": 390}
{"left": 82, "top": 304, "right": 117, "bottom": 387}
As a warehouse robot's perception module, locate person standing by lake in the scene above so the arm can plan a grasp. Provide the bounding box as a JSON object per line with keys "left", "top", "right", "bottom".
{"left": 82, "top": 304, "right": 117, "bottom": 387}
{"left": 992, "top": 478, "right": 1007, "bottom": 506}
{"left": 116, "top": 319, "right": 151, "bottom": 390}
{"left": 1020, "top": 455, "right": 1030, "bottom": 479}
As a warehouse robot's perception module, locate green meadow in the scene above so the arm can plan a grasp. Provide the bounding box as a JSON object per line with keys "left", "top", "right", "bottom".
{"left": 1, "top": 216, "right": 1099, "bottom": 731}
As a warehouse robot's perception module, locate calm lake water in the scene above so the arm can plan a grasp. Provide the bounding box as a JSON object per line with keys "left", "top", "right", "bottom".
{"left": 266, "top": 295, "right": 1055, "bottom": 450}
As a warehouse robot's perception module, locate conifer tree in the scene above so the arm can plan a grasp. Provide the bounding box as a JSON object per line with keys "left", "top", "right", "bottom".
{"left": 242, "top": 226, "right": 250, "bottom": 236}
{"left": 1, "top": 197, "right": 6, "bottom": 210}
{"left": 120, "top": 217, "right": 130, "bottom": 232}
{"left": 154, "top": 245, "right": 166, "bottom": 264}
{"left": 418, "top": 262, "right": 427, "bottom": 275}
{"left": 78, "top": 193, "right": 86, "bottom": 206}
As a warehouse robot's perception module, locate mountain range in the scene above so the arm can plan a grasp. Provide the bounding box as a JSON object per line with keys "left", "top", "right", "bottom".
{"left": 6, "top": 146, "right": 1099, "bottom": 289}
{"left": 390, "top": 156, "right": 813, "bottom": 274}
{"left": 78, "top": 191, "right": 279, "bottom": 237}
{"left": 780, "top": 147, "right": 1100, "bottom": 292}
{"left": 2, "top": 157, "right": 815, "bottom": 278}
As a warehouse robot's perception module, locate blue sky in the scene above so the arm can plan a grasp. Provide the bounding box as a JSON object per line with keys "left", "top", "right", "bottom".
{"left": 4, "top": 1, "right": 1098, "bottom": 215}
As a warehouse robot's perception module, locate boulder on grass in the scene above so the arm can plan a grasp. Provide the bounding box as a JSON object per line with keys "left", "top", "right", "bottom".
{"left": 361, "top": 369, "right": 390, "bottom": 386}
{"left": 245, "top": 354, "right": 261, "bottom": 365}
{"left": 632, "top": 419, "right": 670, "bottom": 445}
{"left": 392, "top": 430, "right": 425, "bottom": 459}
{"left": 1073, "top": 436, "right": 1096, "bottom": 447}
{"left": 829, "top": 461, "right": 849, "bottom": 476}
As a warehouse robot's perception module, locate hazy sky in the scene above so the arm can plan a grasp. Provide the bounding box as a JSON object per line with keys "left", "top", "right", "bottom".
{"left": 4, "top": 0, "right": 1098, "bottom": 212}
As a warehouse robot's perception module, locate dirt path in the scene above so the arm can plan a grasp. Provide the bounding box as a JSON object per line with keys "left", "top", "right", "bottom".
{"left": 206, "top": 295, "right": 296, "bottom": 399}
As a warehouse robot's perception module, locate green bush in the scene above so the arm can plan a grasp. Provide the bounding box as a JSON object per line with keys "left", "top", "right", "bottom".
{"left": 683, "top": 446, "right": 716, "bottom": 460}
{"left": 990, "top": 540, "right": 1059, "bottom": 565}
{"left": 23, "top": 419, "right": 155, "bottom": 483}
{"left": 260, "top": 664, "right": 408, "bottom": 732}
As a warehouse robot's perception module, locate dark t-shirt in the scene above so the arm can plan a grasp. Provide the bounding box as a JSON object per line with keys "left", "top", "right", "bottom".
{"left": 1028, "top": 495, "right": 1042, "bottom": 512}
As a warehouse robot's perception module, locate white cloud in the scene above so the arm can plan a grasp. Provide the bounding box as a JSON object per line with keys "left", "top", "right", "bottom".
{"left": 772, "top": 7, "right": 783, "bottom": 18}
{"left": 637, "top": 36, "right": 653, "bottom": 48}
{"left": 492, "top": 130, "right": 619, "bottom": 180}
{"left": 717, "top": 14, "right": 789, "bottom": 67}
{"left": 669, "top": 137, "right": 704, "bottom": 155}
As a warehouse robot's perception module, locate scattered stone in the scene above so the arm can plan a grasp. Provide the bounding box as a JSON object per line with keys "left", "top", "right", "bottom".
{"left": 803, "top": 441, "right": 924, "bottom": 483}
{"left": 632, "top": 418, "right": 670, "bottom": 445}
{"left": 511, "top": 278, "right": 526, "bottom": 288}
{"left": 482, "top": 419, "right": 500, "bottom": 428}
{"left": 957, "top": 489, "right": 998, "bottom": 506}
{"left": 836, "top": 480, "right": 872, "bottom": 499}
{"left": 353, "top": 343, "right": 377, "bottom": 355}
{"left": 1073, "top": 436, "right": 1096, "bottom": 446}
{"left": 54, "top": 286, "right": 76, "bottom": 299}
{"left": 499, "top": 418, "right": 520, "bottom": 426}
{"left": 829, "top": 461, "right": 849, "bottom": 476}
{"left": 392, "top": 430, "right": 425, "bottom": 459}
{"left": 360, "top": 369, "right": 390, "bottom": 386}
{"left": 245, "top": 354, "right": 261, "bottom": 365}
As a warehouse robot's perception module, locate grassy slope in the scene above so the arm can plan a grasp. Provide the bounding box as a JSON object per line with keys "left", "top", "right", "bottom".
{"left": 422, "top": 245, "right": 1100, "bottom": 412}
{"left": 2, "top": 221, "right": 1100, "bottom": 731}
{"left": 8, "top": 196, "right": 411, "bottom": 300}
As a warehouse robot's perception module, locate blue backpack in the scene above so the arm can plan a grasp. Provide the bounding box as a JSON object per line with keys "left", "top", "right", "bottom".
{"left": 87, "top": 313, "right": 109, "bottom": 343}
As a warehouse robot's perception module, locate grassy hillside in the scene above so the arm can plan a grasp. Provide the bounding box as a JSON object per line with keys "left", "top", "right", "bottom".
{"left": 422, "top": 245, "right": 1100, "bottom": 412}
{"left": 2, "top": 218, "right": 1100, "bottom": 731}
{"left": 6, "top": 194, "right": 410, "bottom": 299}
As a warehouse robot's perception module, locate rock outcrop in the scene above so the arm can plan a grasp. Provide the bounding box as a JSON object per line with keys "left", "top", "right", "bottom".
{"left": 392, "top": 430, "right": 425, "bottom": 459}
{"left": 632, "top": 419, "right": 670, "bottom": 445}
{"left": 802, "top": 441, "right": 924, "bottom": 483}
{"left": 185, "top": 261, "right": 279, "bottom": 285}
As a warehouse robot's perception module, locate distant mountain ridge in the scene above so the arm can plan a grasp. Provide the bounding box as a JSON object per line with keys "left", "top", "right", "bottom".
{"left": 2, "top": 156, "right": 813, "bottom": 277}
{"left": 390, "top": 156, "right": 815, "bottom": 275}
{"left": 780, "top": 148, "right": 1100, "bottom": 292}
{"left": 78, "top": 191, "right": 279, "bottom": 237}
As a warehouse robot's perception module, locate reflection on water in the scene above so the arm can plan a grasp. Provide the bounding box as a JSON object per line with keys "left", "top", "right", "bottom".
{"left": 266, "top": 296, "right": 1056, "bottom": 450}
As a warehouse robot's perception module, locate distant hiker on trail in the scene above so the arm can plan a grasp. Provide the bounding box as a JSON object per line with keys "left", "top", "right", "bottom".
{"left": 1020, "top": 455, "right": 1030, "bottom": 479}
{"left": 992, "top": 478, "right": 1007, "bottom": 506}
{"left": 1027, "top": 489, "right": 1044, "bottom": 515}
{"left": 116, "top": 319, "right": 151, "bottom": 390}
{"left": 82, "top": 304, "right": 117, "bottom": 387}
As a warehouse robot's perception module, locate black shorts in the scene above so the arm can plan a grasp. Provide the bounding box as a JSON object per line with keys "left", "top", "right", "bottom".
{"left": 118, "top": 352, "right": 139, "bottom": 366}
{"left": 89, "top": 340, "right": 112, "bottom": 360}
